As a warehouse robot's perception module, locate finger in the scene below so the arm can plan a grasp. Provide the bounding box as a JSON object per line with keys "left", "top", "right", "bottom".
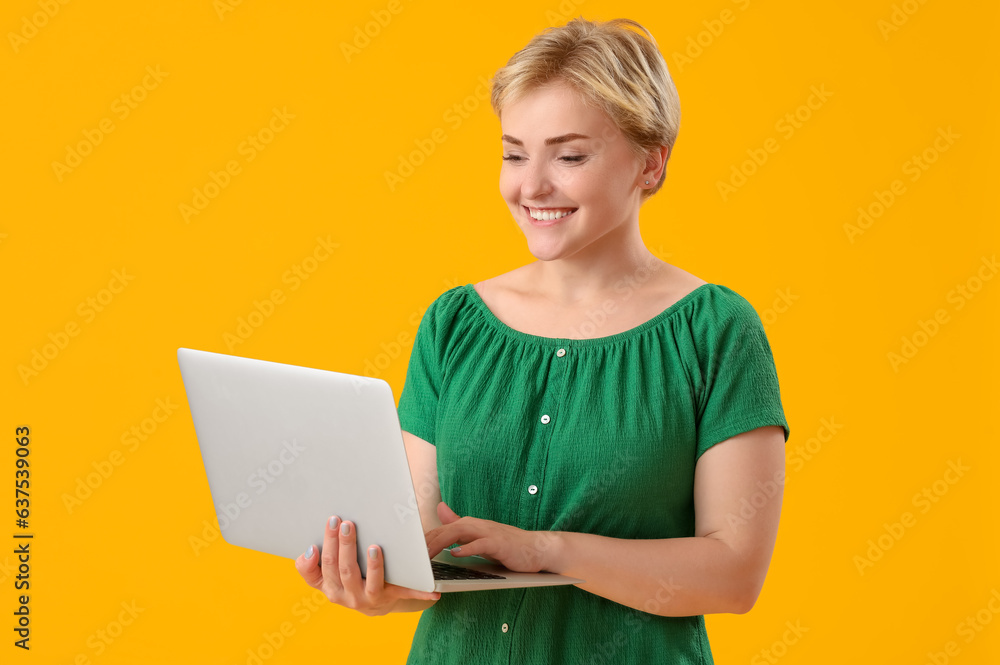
{"left": 321, "top": 516, "right": 343, "bottom": 596}
{"left": 294, "top": 544, "right": 323, "bottom": 588}
{"left": 363, "top": 545, "right": 384, "bottom": 598}
{"left": 426, "top": 523, "right": 475, "bottom": 558}
{"left": 362, "top": 544, "right": 440, "bottom": 602}
{"left": 425, "top": 530, "right": 450, "bottom": 559}
{"left": 447, "top": 538, "right": 491, "bottom": 560}
{"left": 423, "top": 525, "right": 442, "bottom": 544}
{"left": 361, "top": 552, "right": 441, "bottom": 602}
{"left": 437, "top": 501, "right": 461, "bottom": 524}
{"left": 338, "top": 520, "right": 364, "bottom": 597}
{"left": 447, "top": 541, "right": 472, "bottom": 557}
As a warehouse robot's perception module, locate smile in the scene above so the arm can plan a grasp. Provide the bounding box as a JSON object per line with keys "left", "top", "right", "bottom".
{"left": 524, "top": 206, "right": 578, "bottom": 224}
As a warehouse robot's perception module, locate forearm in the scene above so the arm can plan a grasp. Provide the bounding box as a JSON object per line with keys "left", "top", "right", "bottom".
{"left": 543, "top": 531, "right": 756, "bottom": 616}
{"left": 386, "top": 597, "right": 438, "bottom": 614}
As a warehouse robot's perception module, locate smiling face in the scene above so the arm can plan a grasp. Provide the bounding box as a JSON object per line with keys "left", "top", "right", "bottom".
{"left": 499, "top": 80, "right": 652, "bottom": 262}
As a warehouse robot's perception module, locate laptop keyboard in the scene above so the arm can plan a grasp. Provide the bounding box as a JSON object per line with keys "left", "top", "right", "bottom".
{"left": 431, "top": 560, "right": 506, "bottom": 581}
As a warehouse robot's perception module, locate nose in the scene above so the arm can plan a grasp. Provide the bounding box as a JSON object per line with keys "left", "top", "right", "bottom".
{"left": 520, "top": 158, "right": 554, "bottom": 200}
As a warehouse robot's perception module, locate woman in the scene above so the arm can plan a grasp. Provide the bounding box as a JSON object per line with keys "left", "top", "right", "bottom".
{"left": 295, "top": 16, "right": 790, "bottom": 664}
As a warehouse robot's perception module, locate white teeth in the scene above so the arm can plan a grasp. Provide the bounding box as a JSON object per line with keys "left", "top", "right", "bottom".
{"left": 528, "top": 208, "right": 576, "bottom": 221}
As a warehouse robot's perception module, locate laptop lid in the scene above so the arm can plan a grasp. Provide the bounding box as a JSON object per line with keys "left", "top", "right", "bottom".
{"left": 177, "top": 347, "right": 435, "bottom": 591}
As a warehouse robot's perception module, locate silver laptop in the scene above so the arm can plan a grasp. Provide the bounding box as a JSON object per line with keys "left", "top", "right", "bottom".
{"left": 176, "top": 347, "right": 584, "bottom": 593}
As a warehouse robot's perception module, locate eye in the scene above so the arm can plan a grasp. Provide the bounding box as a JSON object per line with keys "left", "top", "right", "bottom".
{"left": 502, "top": 154, "right": 587, "bottom": 163}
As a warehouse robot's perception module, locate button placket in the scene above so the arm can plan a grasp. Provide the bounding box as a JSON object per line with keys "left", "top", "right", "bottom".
{"left": 527, "top": 346, "right": 567, "bottom": 508}
{"left": 506, "top": 344, "right": 568, "bottom": 650}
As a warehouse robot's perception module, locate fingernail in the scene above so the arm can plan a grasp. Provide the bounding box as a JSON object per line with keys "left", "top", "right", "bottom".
{"left": 452, "top": 546, "right": 462, "bottom": 554}
{"left": 304, "top": 545, "right": 315, "bottom": 559}
{"left": 329, "top": 516, "right": 340, "bottom": 530}
{"left": 341, "top": 521, "right": 350, "bottom": 536}
{"left": 368, "top": 546, "right": 378, "bottom": 560}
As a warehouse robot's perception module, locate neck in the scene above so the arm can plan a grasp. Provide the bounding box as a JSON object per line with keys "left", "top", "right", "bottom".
{"left": 528, "top": 220, "right": 666, "bottom": 307}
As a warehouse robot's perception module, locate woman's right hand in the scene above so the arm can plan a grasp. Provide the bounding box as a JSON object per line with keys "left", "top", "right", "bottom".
{"left": 294, "top": 515, "right": 441, "bottom": 617}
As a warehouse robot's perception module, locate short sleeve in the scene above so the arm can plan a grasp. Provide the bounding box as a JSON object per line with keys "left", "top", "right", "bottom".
{"left": 396, "top": 297, "right": 444, "bottom": 446}
{"left": 694, "top": 293, "right": 790, "bottom": 461}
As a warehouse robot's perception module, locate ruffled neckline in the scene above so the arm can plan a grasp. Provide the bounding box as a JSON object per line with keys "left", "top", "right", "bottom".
{"left": 461, "top": 282, "right": 718, "bottom": 348}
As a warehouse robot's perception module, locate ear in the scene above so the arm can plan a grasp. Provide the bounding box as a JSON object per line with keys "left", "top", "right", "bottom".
{"left": 437, "top": 500, "right": 462, "bottom": 525}
{"left": 642, "top": 144, "right": 671, "bottom": 186}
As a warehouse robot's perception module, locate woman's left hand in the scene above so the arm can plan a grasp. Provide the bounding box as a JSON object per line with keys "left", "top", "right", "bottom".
{"left": 424, "top": 501, "right": 556, "bottom": 574}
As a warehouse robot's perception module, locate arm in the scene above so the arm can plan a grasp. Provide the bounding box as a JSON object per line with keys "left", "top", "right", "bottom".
{"left": 542, "top": 425, "right": 785, "bottom": 616}
{"left": 384, "top": 430, "right": 443, "bottom": 614}
{"left": 391, "top": 598, "right": 439, "bottom": 613}
{"left": 402, "top": 430, "right": 444, "bottom": 534}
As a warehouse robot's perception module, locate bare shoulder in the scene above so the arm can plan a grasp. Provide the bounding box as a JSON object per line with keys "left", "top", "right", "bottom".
{"left": 471, "top": 266, "right": 555, "bottom": 336}
{"left": 659, "top": 263, "right": 709, "bottom": 297}
{"left": 472, "top": 265, "right": 532, "bottom": 304}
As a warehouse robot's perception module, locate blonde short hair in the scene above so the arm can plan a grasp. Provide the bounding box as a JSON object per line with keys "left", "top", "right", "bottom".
{"left": 490, "top": 16, "right": 681, "bottom": 201}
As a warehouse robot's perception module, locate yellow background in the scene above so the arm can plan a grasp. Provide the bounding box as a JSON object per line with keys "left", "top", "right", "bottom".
{"left": 3, "top": 0, "right": 998, "bottom": 662}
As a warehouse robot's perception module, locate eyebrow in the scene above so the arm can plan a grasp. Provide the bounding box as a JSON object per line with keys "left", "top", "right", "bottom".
{"left": 501, "top": 133, "right": 592, "bottom": 146}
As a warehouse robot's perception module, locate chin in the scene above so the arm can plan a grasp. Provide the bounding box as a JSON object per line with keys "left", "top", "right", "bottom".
{"left": 523, "top": 238, "right": 574, "bottom": 262}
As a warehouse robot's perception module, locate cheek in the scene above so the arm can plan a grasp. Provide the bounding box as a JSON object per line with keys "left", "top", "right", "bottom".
{"left": 591, "top": 167, "right": 633, "bottom": 203}
{"left": 498, "top": 171, "right": 519, "bottom": 203}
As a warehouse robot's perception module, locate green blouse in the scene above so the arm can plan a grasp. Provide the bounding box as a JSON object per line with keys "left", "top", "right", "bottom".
{"left": 396, "top": 282, "right": 790, "bottom": 665}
